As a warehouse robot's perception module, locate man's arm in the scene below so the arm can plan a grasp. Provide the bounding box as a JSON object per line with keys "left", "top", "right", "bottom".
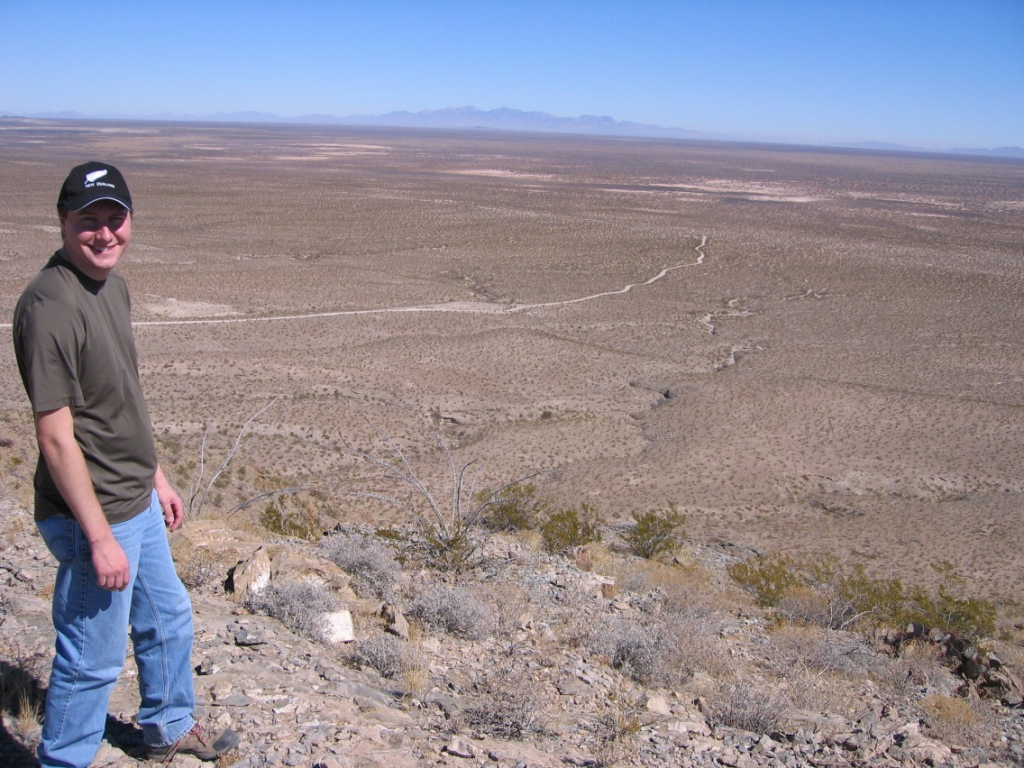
{"left": 35, "top": 406, "right": 131, "bottom": 591}
{"left": 154, "top": 462, "right": 184, "bottom": 531}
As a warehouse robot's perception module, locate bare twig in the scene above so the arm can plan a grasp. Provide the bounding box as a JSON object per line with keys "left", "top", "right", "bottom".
{"left": 188, "top": 396, "right": 284, "bottom": 518}
{"left": 342, "top": 418, "right": 548, "bottom": 569}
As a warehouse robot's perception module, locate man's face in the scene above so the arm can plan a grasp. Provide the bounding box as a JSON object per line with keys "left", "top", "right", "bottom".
{"left": 59, "top": 200, "right": 132, "bottom": 280}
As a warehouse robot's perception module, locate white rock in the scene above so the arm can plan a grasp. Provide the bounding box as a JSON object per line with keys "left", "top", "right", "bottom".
{"left": 324, "top": 610, "right": 355, "bottom": 644}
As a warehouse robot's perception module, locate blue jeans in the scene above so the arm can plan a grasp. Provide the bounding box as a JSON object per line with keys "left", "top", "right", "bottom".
{"left": 36, "top": 492, "right": 196, "bottom": 768}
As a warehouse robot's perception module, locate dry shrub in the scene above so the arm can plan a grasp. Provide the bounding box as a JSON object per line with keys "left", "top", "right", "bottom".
{"left": 407, "top": 584, "right": 494, "bottom": 639}
{"left": 705, "top": 683, "right": 789, "bottom": 735}
{"left": 490, "top": 582, "right": 533, "bottom": 656}
{"left": 464, "top": 662, "right": 545, "bottom": 740}
{"left": 350, "top": 632, "right": 408, "bottom": 679}
{"left": 244, "top": 579, "right": 341, "bottom": 644}
{"left": 589, "top": 690, "right": 644, "bottom": 767}
{"left": 589, "top": 620, "right": 693, "bottom": 688}
{"left": 918, "top": 694, "right": 984, "bottom": 746}
{"left": 175, "top": 546, "right": 223, "bottom": 591}
{"left": 320, "top": 529, "right": 401, "bottom": 601}
{"left": 767, "top": 623, "right": 877, "bottom": 678}
{"left": 873, "top": 639, "right": 949, "bottom": 699}
{"left": 765, "top": 624, "right": 880, "bottom": 712}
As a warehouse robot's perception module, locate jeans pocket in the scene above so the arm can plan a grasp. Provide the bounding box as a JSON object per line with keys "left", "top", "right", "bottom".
{"left": 36, "top": 515, "right": 78, "bottom": 564}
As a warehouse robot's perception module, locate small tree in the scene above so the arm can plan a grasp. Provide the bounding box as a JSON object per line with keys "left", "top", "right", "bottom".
{"left": 622, "top": 502, "right": 685, "bottom": 559}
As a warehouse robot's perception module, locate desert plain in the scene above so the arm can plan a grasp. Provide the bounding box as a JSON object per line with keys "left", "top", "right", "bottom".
{"left": 1, "top": 118, "right": 1022, "bottom": 608}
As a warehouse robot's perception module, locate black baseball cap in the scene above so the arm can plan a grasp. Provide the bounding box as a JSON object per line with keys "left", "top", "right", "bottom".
{"left": 57, "top": 161, "right": 133, "bottom": 213}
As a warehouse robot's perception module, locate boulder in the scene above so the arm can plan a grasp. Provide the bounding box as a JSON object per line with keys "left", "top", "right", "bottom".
{"left": 324, "top": 610, "right": 355, "bottom": 644}
{"left": 382, "top": 603, "right": 410, "bottom": 640}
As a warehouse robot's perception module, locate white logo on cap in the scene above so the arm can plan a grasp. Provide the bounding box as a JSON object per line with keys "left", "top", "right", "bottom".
{"left": 85, "top": 169, "right": 109, "bottom": 183}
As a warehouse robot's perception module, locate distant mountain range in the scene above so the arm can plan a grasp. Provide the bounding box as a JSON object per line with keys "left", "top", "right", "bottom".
{"left": 4, "top": 106, "right": 1021, "bottom": 158}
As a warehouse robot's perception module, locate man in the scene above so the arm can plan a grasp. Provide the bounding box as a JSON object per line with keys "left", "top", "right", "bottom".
{"left": 12, "top": 161, "right": 239, "bottom": 767}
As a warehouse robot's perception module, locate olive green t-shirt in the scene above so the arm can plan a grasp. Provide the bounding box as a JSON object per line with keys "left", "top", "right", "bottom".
{"left": 12, "top": 250, "right": 157, "bottom": 524}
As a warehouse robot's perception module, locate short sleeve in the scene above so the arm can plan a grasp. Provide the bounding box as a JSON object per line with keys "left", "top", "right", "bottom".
{"left": 13, "top": 297, "right": 84, "bottom": 413}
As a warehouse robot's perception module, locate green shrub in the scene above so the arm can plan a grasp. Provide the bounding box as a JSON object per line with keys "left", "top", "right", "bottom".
{"left": 729, "top": 554, "right": 996, "bottom": 640}
{"left": 539, "top": 504, "right": 603, "bottom": 553}
{"left": 622, "top": 503, "right": 685, "bottom": 559}
{"left": 476, "top": 483, "right": 547, "bottom": 532}
{"left": 259, "top": 503, "right": 321, "bottom": 541}
{"left": 905, "top": 564, "right": 996, "bottom": 640}
{"left": 728, "top": 553, "right": 805, "bottom": 608}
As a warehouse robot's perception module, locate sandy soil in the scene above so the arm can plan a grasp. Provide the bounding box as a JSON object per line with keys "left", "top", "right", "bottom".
{"left": 0, "top": 118, "right": 1021, "bottom": 608}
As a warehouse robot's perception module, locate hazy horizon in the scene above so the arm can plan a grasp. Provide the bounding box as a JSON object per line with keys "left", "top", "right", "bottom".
{"left": 2, "top": 1, "right": 1020, "bottom": 151}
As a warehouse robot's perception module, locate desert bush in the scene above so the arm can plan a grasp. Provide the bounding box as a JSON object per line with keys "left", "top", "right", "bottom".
{"left": 476, "top": 482, "right": 547, "bottom": 532}
{"left": 464, "top": 662, "right": 545, "bottom": 739}
{"left": 259, "top": 500, "right": 323, "bottom": 541}
{"left": 729, "top": 554, "right": 995, "bottom": 640}
{"left": 622, "top": 502, "right": 685, "bottom": 559}
{"left": 407, "top": 584, "right": 493, "bottom": 639}
{"left": 351, "top": 633, "right": 408, "bottom": 679}
{"left": 904, "top": 564, "right": 997, "bottom": 641}
{"left": 590, "top": 620, "right": 693, "bottom": 688}
{"left": 539, "top": 503, "right": 603, "bottom": 553}
{"left": 244, "top": 579, "right": 341, "bottom": 644}
{"left": 728, "top": 553, "right": 805, "bottom": 608}
{"left": 705, "top": 684, "right": 788, "bottom": 734}
{"left": 321, "top": 530, "right": 401, "bottom": 601}
{"left": 766, "top": 623, "right": 878, "bottom": 685}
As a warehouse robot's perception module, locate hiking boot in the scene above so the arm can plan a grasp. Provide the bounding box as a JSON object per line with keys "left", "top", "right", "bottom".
{"left": 147, "top": 723, "right": 239, "bottom": 762}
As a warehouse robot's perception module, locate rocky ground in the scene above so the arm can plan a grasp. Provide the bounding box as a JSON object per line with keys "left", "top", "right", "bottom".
{"left": 2, "top": 500, "right": 1023, "bottom": 768}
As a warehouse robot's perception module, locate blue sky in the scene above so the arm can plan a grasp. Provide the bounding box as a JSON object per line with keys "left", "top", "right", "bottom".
{"left": 1, "top": 0, "right": 1021, "bottom": 149}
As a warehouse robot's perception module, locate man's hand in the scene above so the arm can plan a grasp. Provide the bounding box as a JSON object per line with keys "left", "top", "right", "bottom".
{"left": 154, "top": 464, "right": 184, "bottom": 531}
{"left": 91, "top": 533, "right": 131, "bottom": 591}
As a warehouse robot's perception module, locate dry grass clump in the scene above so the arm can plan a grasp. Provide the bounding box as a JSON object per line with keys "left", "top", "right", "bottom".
{"left": 407, "top": 584, "right": 494, "bottom": 640}
{"left": 244, "top": 579, "right": 342, "bottom": 644}
{"left": 917, "top": 693, "right": 985, "bottom": 746}
{"left": 320, "top": 529, "right": 402, "bottom": 601}
{"left": 0, "top": 626, "right": 47, "bottom": 739}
